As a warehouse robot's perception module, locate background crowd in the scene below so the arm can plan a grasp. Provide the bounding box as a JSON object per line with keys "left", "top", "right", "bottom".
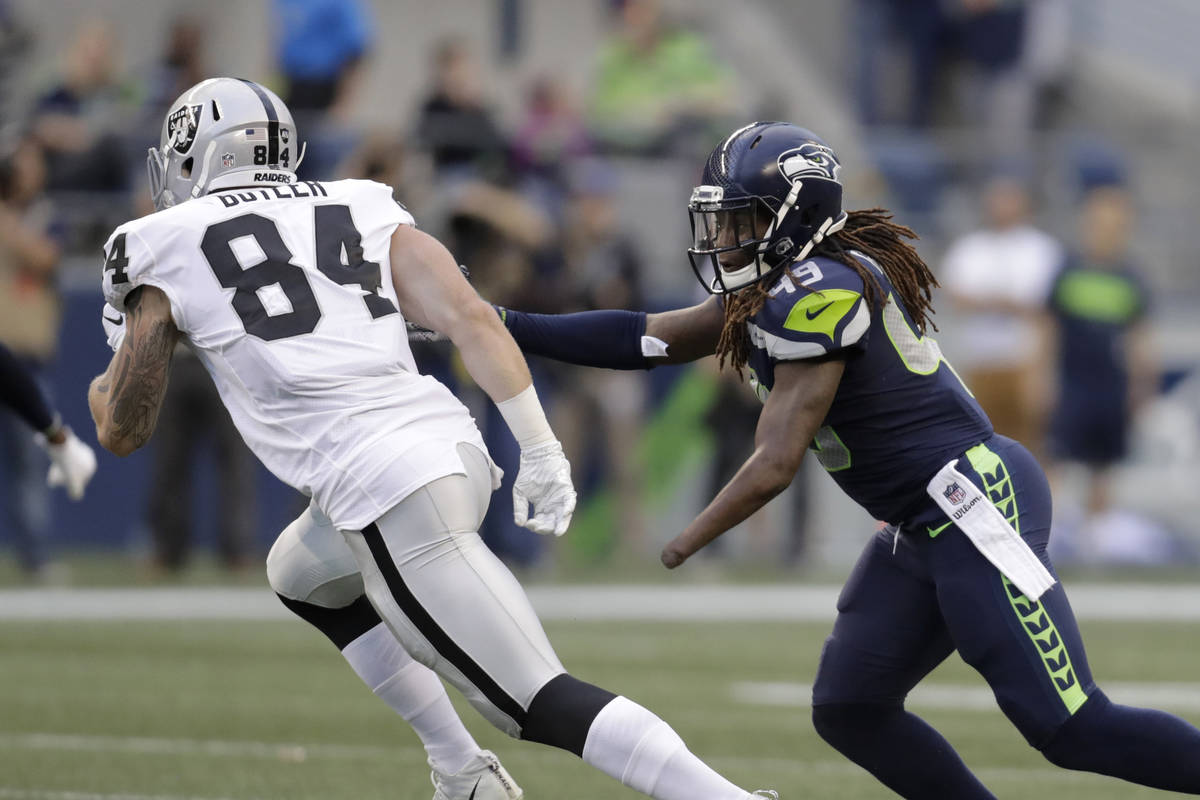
{"left": 1, "top": 0, "right": 1197, "bottom": 582}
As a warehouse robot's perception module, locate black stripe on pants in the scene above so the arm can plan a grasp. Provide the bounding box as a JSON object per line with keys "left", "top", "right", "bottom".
{"left": 360, "top": 522, "right": 527, "bottom": 727}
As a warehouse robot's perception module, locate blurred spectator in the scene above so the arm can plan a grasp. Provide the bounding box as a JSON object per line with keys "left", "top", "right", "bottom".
{"left": 512, "top": 75, "right": 592, "bottom": 224}
{"left": 0, "top": 137, "right": 63, "bottom": 578}
{"left": 144, "top": 17, "right": 207, "bottom": 112}
{"left": 124, "top": 16, "right": 211, "bottom": 219}
{"left": 1046, "top": 185, "right": 1155, "bottom": 542}
{"left": 588, "top": 0, "right": 736, "bottom": 156}
{"left": 853, "top": 0, "right": 1050, "bottom": 167}
{"left": 274, "top": 0, "right": 372, "bottom": 179}
{"left": 31, "top": 19, "right": 131, "bottom": 193}
{"left": 951, "top": 0, "right": 1035, "bottom": 167}
{"left": 852, "top": 0, "right": 948, "bottom": 129}
{"left": 0, "top": 1, "right": 32, "bottom": 124}
{"left": 940, "top": 176, "right": 1061, "bottom": 449}
{"left": 274, "top": 0, "right": 370, "bottom": 119}
{"left": 550, "top": 161, "right": 648, "bottom": 556}
{"left": 145, "top": 347, "right": 256, "bottom": 575}
{"left": 415, "top": 37, "right": 508, "bottom": 182}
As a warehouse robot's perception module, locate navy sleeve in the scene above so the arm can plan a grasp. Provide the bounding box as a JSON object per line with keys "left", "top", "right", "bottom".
{"left": 498, "top": 307, "right": 653, "bottom": 370}
{"left": 0, "top": 341, "right": 56, "bottom": 432}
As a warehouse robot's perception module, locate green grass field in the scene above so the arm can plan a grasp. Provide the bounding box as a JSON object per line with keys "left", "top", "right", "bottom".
{"left": 1, "top": 615, "right": 1198, "bottom": 799}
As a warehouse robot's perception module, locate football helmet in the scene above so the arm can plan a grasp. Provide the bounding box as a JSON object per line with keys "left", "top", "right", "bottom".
{"left": 687, "top": 121, "right": 847, "bottom": 294}
{"left": 147, "top": 77, "right": 305, "bottom": 211}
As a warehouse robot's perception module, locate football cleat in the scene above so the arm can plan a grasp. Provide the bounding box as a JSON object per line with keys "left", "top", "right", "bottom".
{"left": 751, "top": 791, "right": 780, "bottom": 799}
{"left": 430, "top": 750, "right": 523, "bottom": 800}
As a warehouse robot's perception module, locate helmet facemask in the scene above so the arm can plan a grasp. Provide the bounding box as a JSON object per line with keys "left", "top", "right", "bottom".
{"left": 688, "top": 187, "right": 779, "bottom": 294}
{"left": 146, "top": 145, "right": 172, "bottom": 210}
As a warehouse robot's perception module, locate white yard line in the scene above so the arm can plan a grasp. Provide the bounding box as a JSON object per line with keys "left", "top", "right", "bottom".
{"left": 732, "top": 680, "right": 1200, "bottom": 712}
{"left": 705, "top": 756, "right": 1114, "bottom": 785}
{"left": 0, "top": 790, "right": 257, "bottom": 800}
{"left": 0, "top": 584, "right": 1197, "bottom": 621}
{"left": 0, "top": 732, "right": 411, "bottom": 762}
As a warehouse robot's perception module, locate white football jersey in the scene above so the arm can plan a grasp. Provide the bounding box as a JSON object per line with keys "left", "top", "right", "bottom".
{"left": 101, "top": 178, "right": 497, "bottom": 531}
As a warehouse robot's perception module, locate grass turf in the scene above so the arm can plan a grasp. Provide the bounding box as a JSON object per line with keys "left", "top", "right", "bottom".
{"left": 0, "top": 618, "right": 1197, "bottom": 799}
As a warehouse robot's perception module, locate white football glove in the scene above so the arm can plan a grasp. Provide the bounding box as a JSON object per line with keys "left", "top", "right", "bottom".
{"left": 512, "top": 440, "right": 576, "bottom": 536}
{"left": 36, "top": 428, "right": 98, "bottom": 501}
{"left": 101, "top": 302, "right": 126, "bottom": 352}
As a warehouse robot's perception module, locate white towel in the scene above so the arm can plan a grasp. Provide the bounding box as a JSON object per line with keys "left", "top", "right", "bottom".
{"left": 926, "top": 460, "right": 1056, "bottom": 599}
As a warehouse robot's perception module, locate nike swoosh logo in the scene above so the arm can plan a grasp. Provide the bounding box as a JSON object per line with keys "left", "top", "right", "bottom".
{"left": 468, "top": 778, "right": 481, "bottom": 800}
{"left": 927, "top": 520, "right": 952, "bottom": 538}
{"left": 805, "top": 301, "right": 834, "bottom": 320}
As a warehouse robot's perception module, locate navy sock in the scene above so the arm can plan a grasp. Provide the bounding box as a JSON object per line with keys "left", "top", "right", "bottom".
{"left": 1041, "top": 690, "right": 1200, "bottom": 793}
{"left": 813, "top": 702, "right": 997, "bottom": 799}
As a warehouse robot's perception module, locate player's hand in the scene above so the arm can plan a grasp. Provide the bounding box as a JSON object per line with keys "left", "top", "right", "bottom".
{"left": 512, "top": 440, "right": 576, "bottom": 536}
{"left": 101, "top": 303, "right": 126, "bottom": 352}
{"left": 37, "top": 427, "right": 98, "bottom": 501}
{"left": 661, "top": 527, "right": 710, "bottom": 569}
{"left": 661, "top": 543, "right": 688, "bottom": 569}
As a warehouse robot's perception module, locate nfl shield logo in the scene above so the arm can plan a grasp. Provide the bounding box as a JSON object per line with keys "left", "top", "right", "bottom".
{"left": 944, "top": 482, "right": 967, "bottom": 505}
{"left": 221, "top": 152, "right": 236, "bottom": 168}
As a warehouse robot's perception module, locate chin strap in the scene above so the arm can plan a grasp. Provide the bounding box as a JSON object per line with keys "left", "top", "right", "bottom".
{"left": 190, "top": 140, "right": 220, "bottom": 199}
{"left": 791, "top": 212, "right": 848, "bottom": 264}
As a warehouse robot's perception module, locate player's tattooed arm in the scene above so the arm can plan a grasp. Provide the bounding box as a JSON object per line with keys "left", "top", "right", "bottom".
{"left": 661, "top": 355, "right": 845, "bottom": 568}
{"left": 88, "top": 286, "right": 180, "bottom": 456}
{"left": 644, "top": 296, "right": 724, "bottom": 364}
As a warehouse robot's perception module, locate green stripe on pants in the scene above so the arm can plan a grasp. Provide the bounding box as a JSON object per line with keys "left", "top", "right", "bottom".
{"left": 966, "top": 442, "right": 1087, "bottom": 714}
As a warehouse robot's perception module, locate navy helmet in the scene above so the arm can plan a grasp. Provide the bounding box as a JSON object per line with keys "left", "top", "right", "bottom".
{"left": 687, "top": 121, "right": 848, "bottom": 294}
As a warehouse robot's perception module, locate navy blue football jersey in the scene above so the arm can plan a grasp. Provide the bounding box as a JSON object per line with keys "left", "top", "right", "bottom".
{"left": 744, "top": 252, "right": 992, "bottom": 522}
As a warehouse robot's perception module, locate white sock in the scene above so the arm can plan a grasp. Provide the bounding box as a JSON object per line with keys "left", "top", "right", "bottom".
{"left": 581, "top": 696, "right": 752, "bottom": 800}
{"left": 342, "top": 623, "right": 480, "bottom": 774}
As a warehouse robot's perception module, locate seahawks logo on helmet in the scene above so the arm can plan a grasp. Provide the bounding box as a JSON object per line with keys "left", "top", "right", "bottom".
{"left": 167, "top": 103, "right": 203, "bottom": 154}
{"left": 778, "top": 143, "right": 842, "bottom": 183}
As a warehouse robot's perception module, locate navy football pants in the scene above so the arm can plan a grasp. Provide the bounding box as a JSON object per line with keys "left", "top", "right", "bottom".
{"left": 813, "top": 435, "right": 1095, "bottom": 744}
{"left": 812, "top": 435, "right": 1200, "bottom": 796}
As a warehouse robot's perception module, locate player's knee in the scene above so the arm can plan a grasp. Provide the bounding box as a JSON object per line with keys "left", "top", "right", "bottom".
{"left": 277, "top": 593, "right": 383, "bottom": 651}
{"left": 1038, "top": 690, "right": 1110, "bottom": 770}
{"left": 265, "top": 524, "right": 300, "bottom": 597}
{"left": 267, "top": 507, "right": 363, "bottom": 606}
{"left": 520, "top": 673, "right": 617, "bottom": 755}
{"left": 812, "top": 701, "right": 899, "bottom": 750}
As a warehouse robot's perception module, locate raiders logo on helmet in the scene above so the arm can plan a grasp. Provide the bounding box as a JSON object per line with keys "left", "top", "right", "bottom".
{"left": 167, "top": 103, "right": 203, "bottom": 154}
{"left": 778, "top": 143, "right": 842, "bottom": 183}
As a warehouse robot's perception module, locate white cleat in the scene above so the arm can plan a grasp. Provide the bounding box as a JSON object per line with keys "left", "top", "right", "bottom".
{"left": 430, "top": 750, "right": 523, "bottom": 800}
{"left": 751, "top": 792, "right": 780, "bottom": 799}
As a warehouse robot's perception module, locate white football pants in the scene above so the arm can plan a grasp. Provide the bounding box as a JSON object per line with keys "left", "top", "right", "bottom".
{"left": 269, "top": 443, "right": 565, "bottom": 735}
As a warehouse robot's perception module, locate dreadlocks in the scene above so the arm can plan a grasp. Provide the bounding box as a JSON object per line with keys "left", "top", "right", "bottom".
{"left": 715, "top": 208, "right": 939, "bottom": 376}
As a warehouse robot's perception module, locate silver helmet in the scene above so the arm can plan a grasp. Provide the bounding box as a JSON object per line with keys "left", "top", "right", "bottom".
{"left": 146, "top": 77, "right": 305, "bottom": 211}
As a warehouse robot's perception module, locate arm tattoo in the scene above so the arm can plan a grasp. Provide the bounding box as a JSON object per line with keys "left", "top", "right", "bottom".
{"left": 105, "top": 289, "right": 176, "bottom": 449}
